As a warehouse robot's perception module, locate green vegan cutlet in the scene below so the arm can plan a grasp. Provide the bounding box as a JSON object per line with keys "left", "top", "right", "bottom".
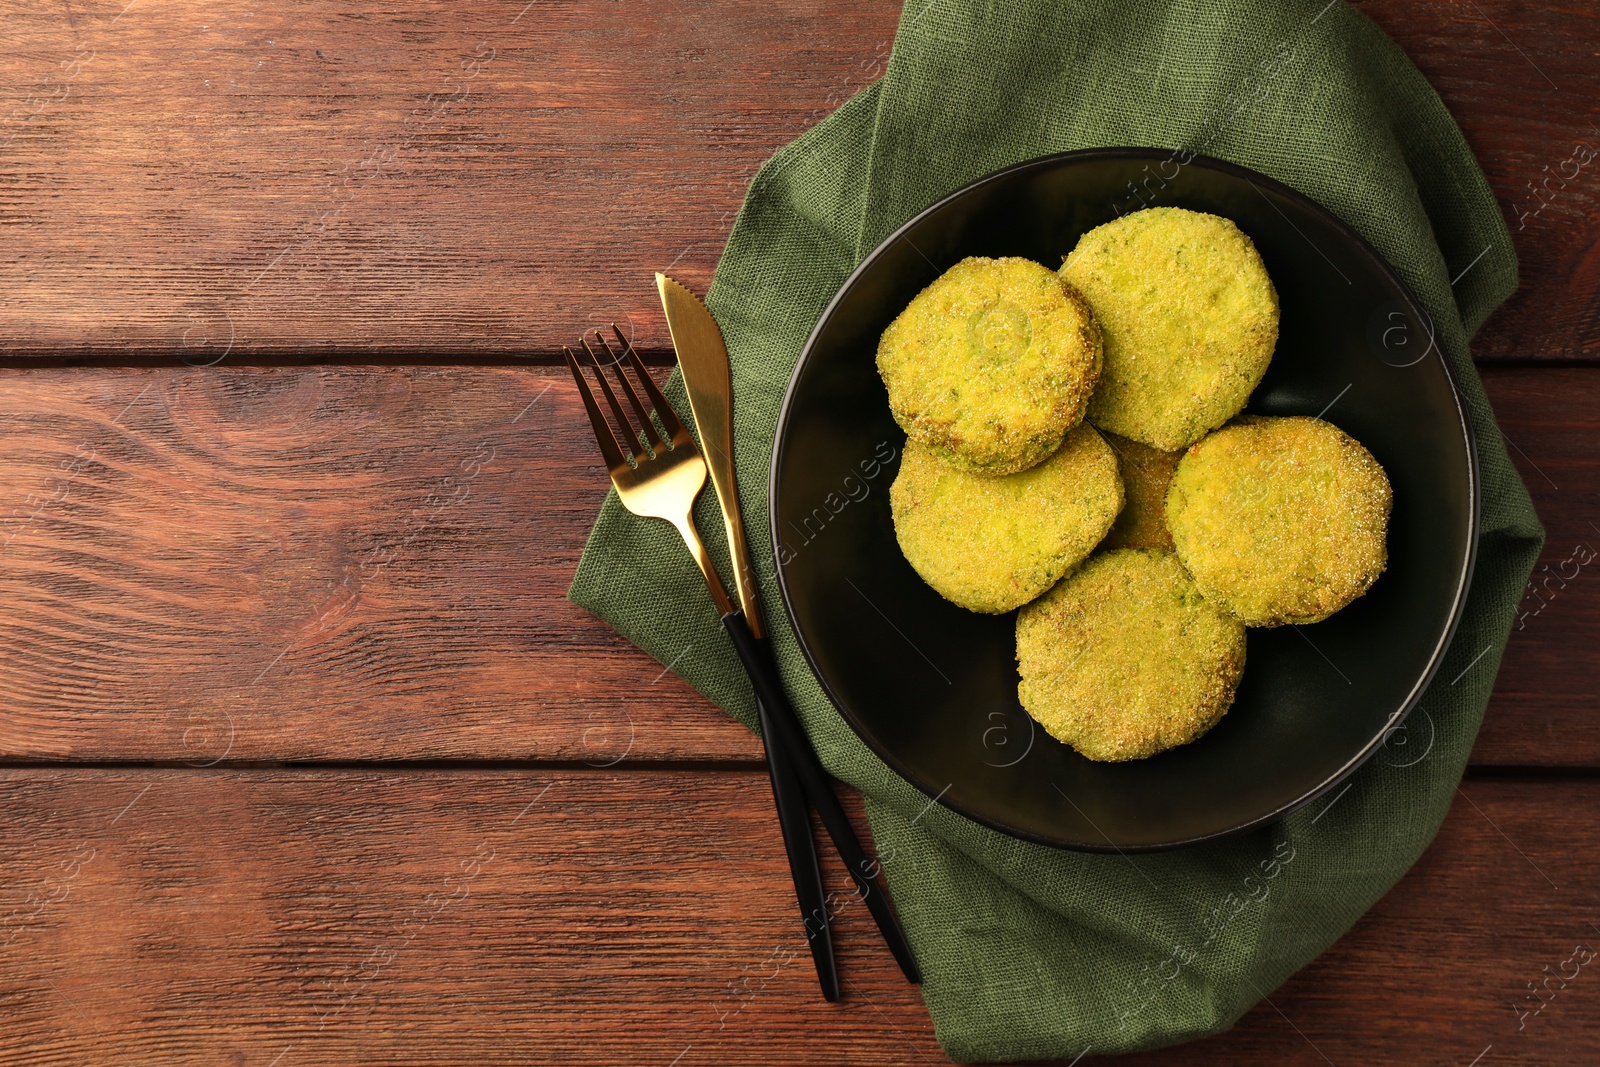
{"left": 877, "top": 256, "right": 1102, "bottom": 475}
{"left": 1061, "top": 207, "right": 1278, "bottom": 451}
{"left": 1100, "top": 431, "right": 1182, "bottom": 552}
{"left": 1016, "top": 548, "right": 1246, "bottom": 761}
{"left": 890, "top": 424, "right": 1123, "bottom": 614}
{"left": 1165, "top": 415, "right": 1392, "bottom": 626}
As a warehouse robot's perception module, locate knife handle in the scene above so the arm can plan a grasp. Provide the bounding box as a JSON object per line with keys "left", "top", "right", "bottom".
{"left": 720, "top": 611, "right": 840, "bottom": 1001}
{"left": 721, "top": 613, "right": 923, "bottom": 986}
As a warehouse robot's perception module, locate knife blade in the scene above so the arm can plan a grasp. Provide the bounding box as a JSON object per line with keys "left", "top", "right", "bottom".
{"left": 655, "top": 273, "right": 764, "bottom": 636}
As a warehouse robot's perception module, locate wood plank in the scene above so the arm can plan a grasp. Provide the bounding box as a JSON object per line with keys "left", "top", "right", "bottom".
{"left": 1474, "top": 366, "right": 1600, "bottom": 766}
{"left": 0, "top": 769, "right": 937, "bottom": 1065}
{"left": 0, "top": 365, "right": 1590, "bottom": 765}
{"left": 0, "top": 769, "right": 1594, "bottom": 1065}
{"left": 0, "top": 0, "right": 1593, "bottom": 359}
{"left": 1355, "top": 0, "right": 1600, "bottom": 361}
{"left": 0, "top": 365, "right": 760, "bottom": 764}
{"left": 0, "top": 0, "right": 902, "bottom": 359}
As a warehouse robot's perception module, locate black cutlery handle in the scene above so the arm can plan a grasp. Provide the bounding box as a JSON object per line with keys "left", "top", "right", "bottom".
{"left": 752, "top": 636, "right": 924, "bottom": 986}
{"left": 722, "top": 613, "right": 923, "bottom": 986}
{"left": 721, "top": 612, "right": 840, "bottom": 1002}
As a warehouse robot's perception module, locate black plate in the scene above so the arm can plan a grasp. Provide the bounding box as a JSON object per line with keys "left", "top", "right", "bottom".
{"left": 769, "top": 148, "right": 1478, "bottom": 851}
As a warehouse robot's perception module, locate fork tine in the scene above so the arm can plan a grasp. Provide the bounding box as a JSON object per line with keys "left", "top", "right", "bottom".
{"left": 595, "top": 330, "right": 666, "bottom": 456}
{"left": 564, "top": 346, "right": 629, "bottom": 472}
{"left": 614, "top": 323, "right": 688, "bottom": 441}
{"left": 581, "top": 335, "right": 650, "bottom": 461}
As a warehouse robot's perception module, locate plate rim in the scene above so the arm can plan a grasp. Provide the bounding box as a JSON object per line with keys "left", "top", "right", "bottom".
{"left": 768, "top": 146, "right": 1482, "bottom": 852}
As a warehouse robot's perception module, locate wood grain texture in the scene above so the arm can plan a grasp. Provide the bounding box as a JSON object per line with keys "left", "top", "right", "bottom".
{"left": 1353, "top": 0, "right": 1600, "bottom": 361}
{"left": 0, "top": 364, "right": 1589, "bottom": 766}
{"left": 1475, "top": 366, "right": 1600, "bottom": 766}
{"left": 0, "top": 769, "right": 1593, "bottom": 1066}
{"left": 0, "top": 0, "right": 1593, "bottom": 359}
{"left": 0, "top": 364, "right": 761, "bottom": 764}
{"left": 0, "top": 4, "right": 1592, "bottom": 1063}
{"left": 0, "top": 0, "right": 901, "bottom": 359}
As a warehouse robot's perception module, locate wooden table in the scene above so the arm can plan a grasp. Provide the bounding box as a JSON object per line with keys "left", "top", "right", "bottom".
{"left": 0, "top": 1, "right": 1594, "bottom": 1063}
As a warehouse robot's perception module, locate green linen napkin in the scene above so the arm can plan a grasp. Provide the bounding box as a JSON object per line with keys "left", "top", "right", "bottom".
{"left": 569, "top": 0, "right": 1544, "bottom": 1058}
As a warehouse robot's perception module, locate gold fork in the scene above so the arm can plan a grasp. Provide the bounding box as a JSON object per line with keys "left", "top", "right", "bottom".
{"left": 564, "top": 327, "right": 841, "bottom": 1000}
{"left": 564, "top": 329, "right": 735, "bottom": 618}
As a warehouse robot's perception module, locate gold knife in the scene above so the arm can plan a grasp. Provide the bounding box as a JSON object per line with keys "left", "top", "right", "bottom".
{"left": 654, "top": 272, "right": 923, "bottom": 988}
{"left": 655, "top": 273, "right": 838, "bottom": 998}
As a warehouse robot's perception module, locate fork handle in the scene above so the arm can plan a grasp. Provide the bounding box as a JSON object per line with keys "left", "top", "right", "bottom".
{"left": 720, "top": 611, "right": 840, "bottom": 1001}
{"left": 672, "top": 516, "right": 736, "bottom": 618}
{"left": 721, "top": 612, "right": 922, "bottom": 987}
